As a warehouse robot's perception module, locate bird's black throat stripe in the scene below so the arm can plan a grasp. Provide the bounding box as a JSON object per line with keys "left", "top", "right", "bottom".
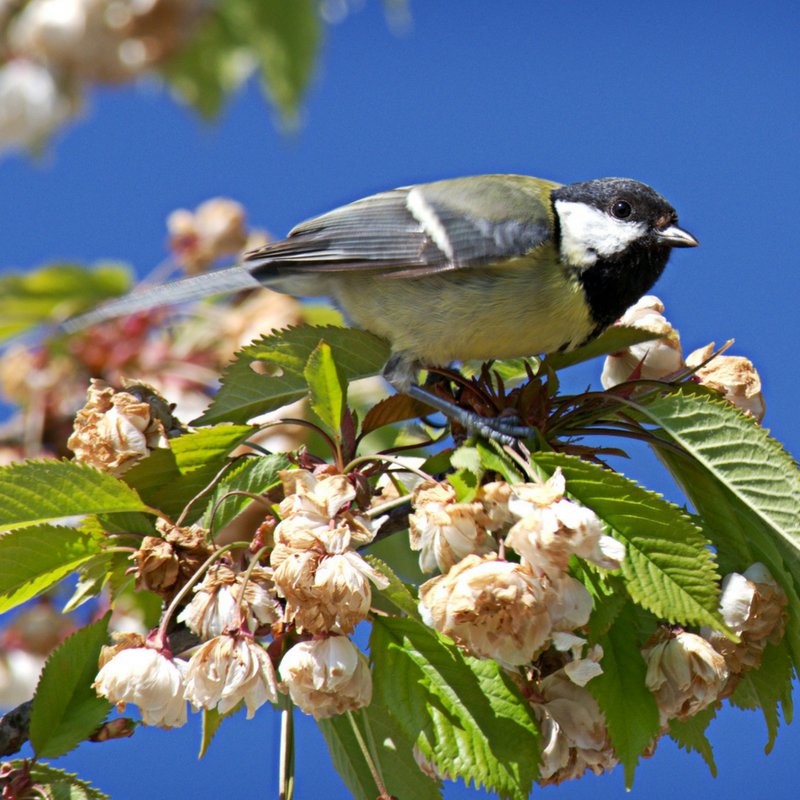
{"left": 577, "top": 243, "right": 672, "bottom": 341}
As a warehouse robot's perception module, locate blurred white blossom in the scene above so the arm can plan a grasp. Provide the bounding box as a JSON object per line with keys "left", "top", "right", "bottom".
{"left": 0, "top": 59, "right": 71, "bottom": 154}
{"left": 167, "top": 197, "right": 249, "bottom": 273}
{"left": 10, "top": 0, "right": 89, "bottom": 64}
{"left": 10, "top": 0, "right": 204, "bottom": 83}
{"left": 0, "top": 649, "right": 46, "bottom": 709}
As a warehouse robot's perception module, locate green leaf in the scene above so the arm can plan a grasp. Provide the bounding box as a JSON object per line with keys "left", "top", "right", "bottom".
{"left": 164, "top": 0, "right": 327, "bottom": 123}
{"left": 667, "top": 705, "right": 717, "bottom": 777}
{"left": 304, "top": 340, "right": 346, "bottom": 435}
{"left": 164, "top": 0, "right": 321, "bottom": 122}
{"left": 450, "top": 446, "right": 483, "bottom": 478}
{"left": 318, "top": 704, "right": 442, "bottom": 800}
{"left": 30, "top": 614, "right": 112, "bottom": 758}
{"left": 62, "top": 551, "right": 133, "bottom": 613}
{"left": 371, "top": 616, "right": 539, "bottom": 800}
{"left": 644, "top": 390, "right": 800, "bottom": 668}
{"left": 462, "top": 357, "right": 541, "bottom": 386}
{"left": 450, "top": 447, "right": 484, "bottom": 503}
{"left": 93, "top": 511, "right": 156, "bottom": 537}
{"left": 170, "top": 425, "right": 258, "bottom": 471}
{"left": 729, "top": 640, "right": 794, "bottom": 753}
{"left": 201, "top": 453, "right": 289, "bottom": 533}
{"left": 194, "top": 326, "right": 390, "bottom": 425}
{"left": 161, "top": 7, "right": 251, "bottom": 118}
{"left": 0, "top": 262, "right": 131, "bottom": 341}
{"left": 232, "top": 0, "right": 321, "bottom": 124}
{"left": 474, "top": 441, "right": 524, "bottom": 483}
{"left": 365, "top": 554, "right": 421, "bottom": 619}
{"left": 365, "top": 528, "right": 426, "bottom": 587}
{"left": 587, "top": 603, "right": 660, "bottom": 787}
{"left": 4, "top": 762, "right": 110, "bottom": 800}
{"left": 641, "top": 390, "right": 800, "bottom": 565}
{"left": 448, "top": 468, "right": 479, "bottom": 502}
{"left": 0, "top": 459, "right": 149, "bottom": 532}
{"left": 199, "top": 707, "right": 224, "bottom": 759}
{"left": 122, "top": 425, "right": 255, "bottom": 520}
{"left": 532, "top": 453, "right": 723, "bottom": 629}
{"left": 545, "top": 324, "right": 662, "bottom": 371}
{"left": 578, "top": 568, "right": 627, "bottom": 640}
{"left": 0, "top": 525, "right": 105, "bottom": 613}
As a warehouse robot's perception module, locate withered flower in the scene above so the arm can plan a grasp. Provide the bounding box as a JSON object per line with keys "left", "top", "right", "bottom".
{"left": 68, "top": 379, "right": 168, "bottom": 476}
{"left": 278, "top": 636, "right": 372, "bottom": 719}
{"left": 418, "top": 553, "right": 552, "bottom": 666}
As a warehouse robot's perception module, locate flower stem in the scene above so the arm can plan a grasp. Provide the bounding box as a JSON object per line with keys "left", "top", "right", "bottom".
{"left": 346, "top": 710, "right": 393, "bottom": 800}
{"left": 343, "top": 453, "right": 433, "bottom": 482}
{"left": 364, "top": 493, "right": 413, "bottom": 519}
{"left": 155, "top": 541, "right": 249, "bottom": 644}
{"left": 278, "top": 696, "right": 295, "bottom": 800}
{"left": 234, "top": 545, "right": 272, "bottom": 629}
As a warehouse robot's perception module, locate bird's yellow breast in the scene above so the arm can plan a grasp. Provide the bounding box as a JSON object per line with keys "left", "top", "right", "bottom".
{"left": 330, "top": 248, "right": 594, "bottom": 367}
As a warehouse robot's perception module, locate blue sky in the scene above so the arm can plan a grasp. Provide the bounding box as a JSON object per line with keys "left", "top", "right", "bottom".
{"left": 2, "top": 1, "right": 799, "bottom": 797}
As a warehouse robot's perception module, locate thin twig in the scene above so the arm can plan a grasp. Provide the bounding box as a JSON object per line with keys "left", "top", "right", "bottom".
{"left": 346, "top": 711, "right": 392, "bottom": 800}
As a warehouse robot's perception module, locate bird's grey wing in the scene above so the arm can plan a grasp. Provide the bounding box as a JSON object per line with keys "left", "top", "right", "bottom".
{"left": 245, "top": 175, "right": 556, "bottom": 281}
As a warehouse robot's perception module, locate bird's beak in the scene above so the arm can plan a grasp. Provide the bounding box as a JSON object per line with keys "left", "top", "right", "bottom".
{"left": 656, "top": 224, "right": 699, "bottom": 248}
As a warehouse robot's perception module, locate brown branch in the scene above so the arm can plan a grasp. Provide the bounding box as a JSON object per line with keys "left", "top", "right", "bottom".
{"left": 0, "top": 700, "right": 32, "bottom": 758}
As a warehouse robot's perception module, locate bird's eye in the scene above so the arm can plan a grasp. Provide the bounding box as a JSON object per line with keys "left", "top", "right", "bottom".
{"left": 611, "top": 200, "right": 632, "bottom": 219}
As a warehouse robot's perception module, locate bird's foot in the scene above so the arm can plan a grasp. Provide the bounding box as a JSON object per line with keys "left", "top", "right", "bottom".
{"left": 391, "top": 367, "right": 534, "bottom": 445}
{"left": 456, "top": 409, "right": 534, "bottom": 446}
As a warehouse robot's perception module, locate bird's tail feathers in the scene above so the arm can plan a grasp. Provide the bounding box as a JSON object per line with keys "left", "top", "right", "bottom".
{"left": 61, "top": 266, "right": 261, "bottom": 332}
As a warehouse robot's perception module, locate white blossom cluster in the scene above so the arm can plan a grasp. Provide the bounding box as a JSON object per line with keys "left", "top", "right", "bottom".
{"left": 408, "top": 462, "right": 790, "bottom": 784}
{"left": 0, "top": 0, "right": 204, "bottom": 155}
{"left": 94, "top": 468, "right": 384, "bottom": 726}
{"left": 270, "top": 469, "right": 389, "bottom": 636}
{"left": 532, "top": 654, "right": 617, "bottom": 785}
{"left": 71, "top": 374, "right": 786, "bottom": 783}
{"left": 601, "top": 296, "right": 765, "bottom": 421}
{"left": 520, "top": 560, "right": 787, "bottom": 785}
{"left": 94, "top": 561, "right": 283, "bottom": 728}
{"left": 413, "top": 469, "right": 623, "bottom": 669}
{"left": 642, "top": 562, "right": 787, "bottom": 732}
{"left": 411, "top": 468, "right": 624, "bottom": 780}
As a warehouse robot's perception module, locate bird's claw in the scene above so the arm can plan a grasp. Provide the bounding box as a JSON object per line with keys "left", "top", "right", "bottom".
{"left": 463, "top": 412, "right": 533, "bottom": 445}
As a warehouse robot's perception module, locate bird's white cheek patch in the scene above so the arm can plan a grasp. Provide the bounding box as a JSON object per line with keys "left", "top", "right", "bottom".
{"left": 555, "top": 200, "right": 647, "bottom": 267}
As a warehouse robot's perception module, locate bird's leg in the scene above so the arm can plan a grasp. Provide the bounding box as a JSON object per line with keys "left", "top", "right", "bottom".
{"left": 382, "top": 354, "right": 534, "bottom": 446}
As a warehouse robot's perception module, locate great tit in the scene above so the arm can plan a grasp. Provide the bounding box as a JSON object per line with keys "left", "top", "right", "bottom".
{"left": 66, "top": 174, "right": 698, "bottom": 440}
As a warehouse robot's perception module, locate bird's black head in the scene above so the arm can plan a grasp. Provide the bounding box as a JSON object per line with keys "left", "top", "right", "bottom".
{"left": 551, "top": 177, "right": 698, "bottom": 335}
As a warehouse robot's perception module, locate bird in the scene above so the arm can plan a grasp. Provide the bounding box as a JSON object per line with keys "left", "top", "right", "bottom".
{"left": 64, "top": 174, "right": 698, "bottom": 441}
